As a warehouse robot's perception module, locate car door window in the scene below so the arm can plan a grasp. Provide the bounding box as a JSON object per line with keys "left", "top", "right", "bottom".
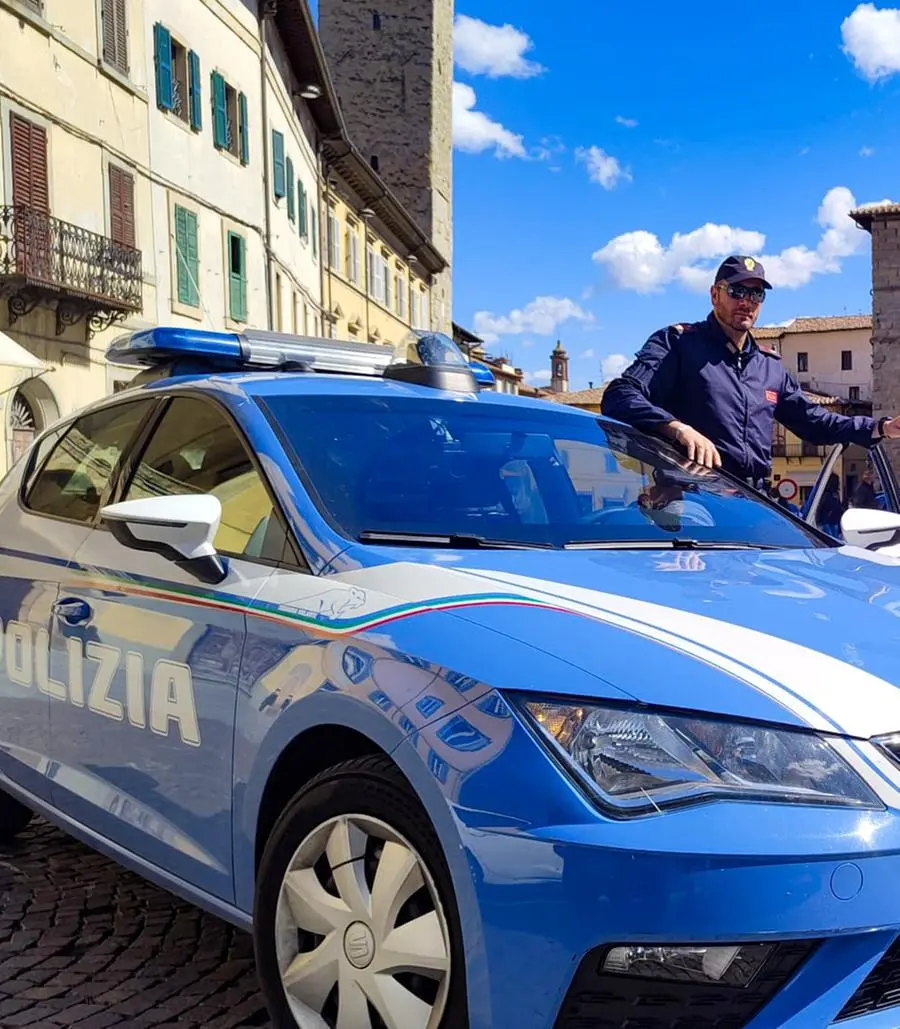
{"left": 122, "top": 396, "right": 291, "bottom": 562}
{"left": 24, "top": 400, "right": 154, "bottom": 524}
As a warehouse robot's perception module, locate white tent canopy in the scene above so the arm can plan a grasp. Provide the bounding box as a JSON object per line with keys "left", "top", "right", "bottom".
{"left": 0, "top": 330, "right": 44, "bottom": 372}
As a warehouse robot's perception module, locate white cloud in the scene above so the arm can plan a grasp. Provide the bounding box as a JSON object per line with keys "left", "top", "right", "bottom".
{"left": 616, "top": 115, "right": 638, "bottom": 128}
{"left": 473, "top": 296, "right": 594, "bottom": 343}
{"left": 592, "top": 186, "right": 892, "bottom": 293}
{"left": 576, "top": 146, "right": 631, "bottom": 190}
{"left": 453, "top": 14, "right": 544, "bottom": 79}
{"left": 842, "top": 3, "right": 900, "bottom": 81}
{"left": 452, "top": 82, "right": 525, "bottom": 158}
{"left": 581, "top": 348, "right": 596, "bottom": 359}
{"left": 526, "top": 369, "right": 552, "bottom": 384}
{"left": 860, "top": 145, "right": 875, "bottom": 157}
{"left": 601, "top": 354, "right": 630, "bottom": 382}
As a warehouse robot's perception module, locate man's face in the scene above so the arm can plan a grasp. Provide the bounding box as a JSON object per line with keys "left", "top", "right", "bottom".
{"left": 711, "top": 277, "right": 767, "bottom": 333}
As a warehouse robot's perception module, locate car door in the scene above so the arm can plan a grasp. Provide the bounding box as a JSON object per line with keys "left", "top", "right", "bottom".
{"left": 48, "top": 392, "right": 298, "bottom": 903}
{"left": 804, "top": 441, "right": 900, "bottom": 550}
{"left": 0, "top": 399, "right": 155, "bottom": 806}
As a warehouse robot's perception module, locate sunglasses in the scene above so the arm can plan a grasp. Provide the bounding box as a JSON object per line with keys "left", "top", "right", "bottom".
{"left": 720, "top": 283, "right": 767, "bottom": 304}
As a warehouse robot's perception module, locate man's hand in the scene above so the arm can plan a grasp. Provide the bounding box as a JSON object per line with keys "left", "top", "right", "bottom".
{"left": 879, "top": 416, "right": 900, "bottom": 440}
{"left": 664, "top": 421, "right": 722, "bottom": 469}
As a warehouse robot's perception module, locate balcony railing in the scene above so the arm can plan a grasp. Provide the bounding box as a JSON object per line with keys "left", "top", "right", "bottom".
{"left": 0, "top": 204, "right": 142, "bottom": 337}
{"left": 772, "top": 442, "right": 826, "bottom": 459}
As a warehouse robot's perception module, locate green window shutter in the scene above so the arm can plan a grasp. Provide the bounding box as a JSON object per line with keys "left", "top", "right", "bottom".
{"left": 154, "top": 23, "right": 173, "bottom": 110}
{"left": 272, "top": 130, "right": 286, "bottom": 198}
{"left": 239, "top": 92, "right": 249, "bottom": 165}
{"left": 228, "top": 232, "right": 247, "bottom": 323}
{"left": 212, "top": 72, "right": 227, "bottom": 149}
{"left": 175, "top": 206, "right": 199, "bottom": 307}
{"left": 298, "top": 181, "right": 308, "bottom": 238}
{"left": 188, "top": 51, "right": 202, "bottom": 131}
{"left": 286, "top": 157, "right": 295, "bottom": 222}
{"left": 311, "top": 204, "right": 317, "bottom": 259}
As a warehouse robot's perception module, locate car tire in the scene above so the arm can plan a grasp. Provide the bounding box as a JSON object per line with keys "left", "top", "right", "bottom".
{"left": 254, "top": 754, "right": 468, "bottom": 1029}
{"left": 0, "top": 790, "right": 33, "bottom": 843}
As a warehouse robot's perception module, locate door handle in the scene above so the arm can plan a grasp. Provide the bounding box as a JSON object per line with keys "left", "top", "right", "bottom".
{"left": 53, "top": 598, "right": 93, "bottom": 626}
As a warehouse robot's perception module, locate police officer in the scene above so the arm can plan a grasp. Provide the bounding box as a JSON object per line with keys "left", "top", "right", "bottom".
{"left": 600, "top": 255, "right": 900, "bottom": 488}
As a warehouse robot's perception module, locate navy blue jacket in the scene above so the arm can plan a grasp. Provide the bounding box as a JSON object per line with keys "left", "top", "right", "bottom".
{"left": 600, "top": 313, "right": 876, "bottom": 484}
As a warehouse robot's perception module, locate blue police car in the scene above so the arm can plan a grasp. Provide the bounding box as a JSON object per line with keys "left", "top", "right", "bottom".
{"left": 3, "top": 325, "right": 900, "bottom": 1028}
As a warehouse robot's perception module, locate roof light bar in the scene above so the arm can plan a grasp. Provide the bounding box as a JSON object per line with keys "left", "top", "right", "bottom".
{"left": 105, "top": 326, "right": 496, "bottom": 391}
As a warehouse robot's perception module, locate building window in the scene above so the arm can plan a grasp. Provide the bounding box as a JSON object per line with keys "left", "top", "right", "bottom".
{"left": 410, "top": 288, "right": 420, "bottom": 329}
{"left": 310, "top": 205, "right": 317, "bottom": 260}
{"left": 101, "top": 0, "right": 128, "bottom": 75}
{"left": 395, "top": 270, "right": 405, "bottom": 319}
{"left": 370, "top": 154, "right": 379, "bottom": 172}
{"left": 212, "top": 72, "right": 247, "bottom": 161}
{"left": 298, "top": 181, "right": 308, "bottom": 240}
{"left": 372, "top": 11, "right": 381, "bottom": 29}
{"left": 286, "top": 157, "right": 295, "bottom": 222}
{"left": 22, "top": 0, "right": 42, "bottom": 13}
{"left": 275, "top": 272, "right": 283, "bottom": 331}
{"left": 382, "top": 251, "right": 391, "bottom": 308}
{"left": 10, "top": 113, "right": 49, "bottom": 214}
{"left": 108, "top": 165, "right": 136, "bottom": 248}
{"left": 272, "top": 131, "right": 286, "bottom": 198}
{"left": 154, "top": 25, "right": 200, "bottom": 130}
{"left": 327, "top": 210, "right": 341, "bottom": 271}
{"left": 227, "top": 231, "right": 247, "bottom": 323}
{"left": 346, "top": 224, "right": 360, "bottom": 284}
{"left": 841, "top": 350, "right": 853, "bottom": 371}
{"left": 173, "top": 204, "right": 200, "bottom": 308}
{"left": 849, "top": 386, "right": 860, "bottom": 401}
{"left": 797, "top": 352, "right": 808, "bottom": 373}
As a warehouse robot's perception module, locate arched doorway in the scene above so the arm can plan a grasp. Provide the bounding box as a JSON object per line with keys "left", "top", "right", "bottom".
{"left": 8, "top": 376, "right": 59, "bottom": 466}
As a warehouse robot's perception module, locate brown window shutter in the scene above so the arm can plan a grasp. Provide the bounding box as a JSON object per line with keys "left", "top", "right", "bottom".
{"left": 114, "top": 0, "right": 128, "bottom": 72}
{"left": 109, "top": 166, "right": 135, "bottom": 248}
{"left": 29, "top": 122, "right": 49, "bottom": 214}
{"left": 10, "top": 114, "right": 33, "bottom": 208}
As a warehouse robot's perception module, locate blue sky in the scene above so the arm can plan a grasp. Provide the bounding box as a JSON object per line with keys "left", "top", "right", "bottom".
{"left": 447, "top": 0, "right": 900, "bottom": 389}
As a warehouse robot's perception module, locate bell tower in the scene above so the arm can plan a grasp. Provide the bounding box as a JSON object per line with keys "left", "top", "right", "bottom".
{"left": 550, "top": 340, "right": 569, "bottom": 393}
{"left": 317, "top": 0, "right": 453, "bottom": 332}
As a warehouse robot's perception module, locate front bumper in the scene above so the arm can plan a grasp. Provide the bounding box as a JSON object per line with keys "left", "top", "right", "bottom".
{"left": 407, "top": 692, "right": 900, "bottom": 1029}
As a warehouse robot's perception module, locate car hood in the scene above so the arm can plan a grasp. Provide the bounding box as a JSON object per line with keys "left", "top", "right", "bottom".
{"left": 336, "top": 543, "right": 900, "bottom": 739}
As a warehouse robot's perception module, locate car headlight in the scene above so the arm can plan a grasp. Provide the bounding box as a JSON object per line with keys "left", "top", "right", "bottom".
{"left": 520, "top": 700, "right": 881, "bottom": 815}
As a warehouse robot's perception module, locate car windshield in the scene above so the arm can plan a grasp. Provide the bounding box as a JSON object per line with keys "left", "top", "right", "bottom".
{"left": 260, "top": 393, "right": 825, "bottom": 550}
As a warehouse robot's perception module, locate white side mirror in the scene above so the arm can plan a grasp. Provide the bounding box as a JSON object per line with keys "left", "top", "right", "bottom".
{"left": 100, "top": 494, "right": 226, "bottom": 583}
{"left": 840, "top": 507, "right": 900, "bottom": 552}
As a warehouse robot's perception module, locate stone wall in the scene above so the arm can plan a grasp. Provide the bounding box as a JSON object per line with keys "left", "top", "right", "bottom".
{"left": 318, "top": 0, "right": 453, "bottom": 331}
{"left": 868, "top": 211, "right": 900, "bottom": 482}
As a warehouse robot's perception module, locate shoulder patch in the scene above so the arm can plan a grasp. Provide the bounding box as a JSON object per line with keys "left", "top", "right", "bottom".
{"left": 669, "top": 322, "right": 697, "bottom": 335}
{"left": 759, "top": 344, "right": 782, "bottom": 359}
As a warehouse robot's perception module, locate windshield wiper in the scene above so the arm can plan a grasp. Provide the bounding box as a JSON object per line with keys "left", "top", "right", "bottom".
{"left": 358, "top": 530, "right": 555, "bottom": 550}
{"left": 563, "top": 538, "right": 790, "bottom": 551}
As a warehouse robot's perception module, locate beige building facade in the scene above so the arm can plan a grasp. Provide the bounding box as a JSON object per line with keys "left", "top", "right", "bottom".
{"left": 0, "top": 0, "right": 447, "bottom": 476}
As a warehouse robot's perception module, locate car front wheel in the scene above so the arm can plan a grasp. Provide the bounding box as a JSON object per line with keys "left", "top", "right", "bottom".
{"left": 0, "top": 790, "right": 33, "bottom": 843}
{"left": 254, "top": 755, "right": 467, "bottom": 1029}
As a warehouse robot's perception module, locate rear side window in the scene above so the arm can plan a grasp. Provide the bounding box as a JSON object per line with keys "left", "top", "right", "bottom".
{"left": 25, "top": 401, "right": 154, "bottom": 524}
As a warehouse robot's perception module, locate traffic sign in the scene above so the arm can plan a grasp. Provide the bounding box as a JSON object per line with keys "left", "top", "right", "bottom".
{"left": 777, "top": 478, "right": 798, "bottom": 501}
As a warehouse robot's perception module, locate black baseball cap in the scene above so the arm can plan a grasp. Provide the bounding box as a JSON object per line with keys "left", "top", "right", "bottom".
{"left": 714, "top": 255, "right": 773, "bottom": 290}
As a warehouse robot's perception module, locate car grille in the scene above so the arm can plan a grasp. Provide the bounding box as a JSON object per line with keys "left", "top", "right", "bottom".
{"left": 552, "top": 941, "right": 817, "bottom": 1029}
{"left": 834, "top": 935, "right": 900, "bottom": 1022}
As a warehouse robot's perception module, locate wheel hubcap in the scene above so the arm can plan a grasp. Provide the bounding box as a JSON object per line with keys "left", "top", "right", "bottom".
{"left": 274, "top": 813, "right": 451, "bottom": 1029}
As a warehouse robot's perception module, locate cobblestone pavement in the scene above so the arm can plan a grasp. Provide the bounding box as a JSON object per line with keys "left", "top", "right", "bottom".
{"left": 0, "top": 820, "right": 273, "bottom": 1029}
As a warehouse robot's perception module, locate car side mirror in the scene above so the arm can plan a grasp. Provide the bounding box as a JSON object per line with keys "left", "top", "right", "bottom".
{"left": 99, "top": 494, "right": 227, "bottom": 584}
{"left": 840, "top": 507, "right": 900, "bottom": 552}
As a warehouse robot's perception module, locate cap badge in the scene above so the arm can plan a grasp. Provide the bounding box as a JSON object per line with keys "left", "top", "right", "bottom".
{"left": 744, "top": 258, "right": 756, "bottom": 271}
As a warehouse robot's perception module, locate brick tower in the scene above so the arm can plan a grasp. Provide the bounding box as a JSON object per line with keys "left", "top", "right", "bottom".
{"left": 317, "top": 0, "right": 454, "bottom": 333}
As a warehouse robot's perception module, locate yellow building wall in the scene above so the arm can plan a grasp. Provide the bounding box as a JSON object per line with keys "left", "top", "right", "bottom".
{"left": 321, "top": 193, "right": 431, "bottom": 347}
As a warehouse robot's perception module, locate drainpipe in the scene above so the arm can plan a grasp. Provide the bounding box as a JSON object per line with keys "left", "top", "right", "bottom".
{"left": 317, "top": 141, "right": 327, "bottom": 335}
{"left": 259, "top": 3, "right": 275, "bottom": 330}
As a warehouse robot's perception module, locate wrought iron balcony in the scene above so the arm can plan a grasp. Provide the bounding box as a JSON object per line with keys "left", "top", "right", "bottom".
{"left": 0, "top": 204, "right": 142, "bottom": 338}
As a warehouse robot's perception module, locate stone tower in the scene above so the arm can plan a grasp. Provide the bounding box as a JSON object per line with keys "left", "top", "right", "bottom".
{"left": 850, "top": 204, "right": 900, "bottom": 482}
{"left": 550, "top": 340, "right": 569, "bottom": 393}
{"left": 317, "top": 0, "right": 453, "bottom": 333}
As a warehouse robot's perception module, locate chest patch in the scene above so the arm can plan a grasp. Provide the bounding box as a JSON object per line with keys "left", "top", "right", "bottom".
{"left": 765, "top": 389, "right": 779, "bottom": 404}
